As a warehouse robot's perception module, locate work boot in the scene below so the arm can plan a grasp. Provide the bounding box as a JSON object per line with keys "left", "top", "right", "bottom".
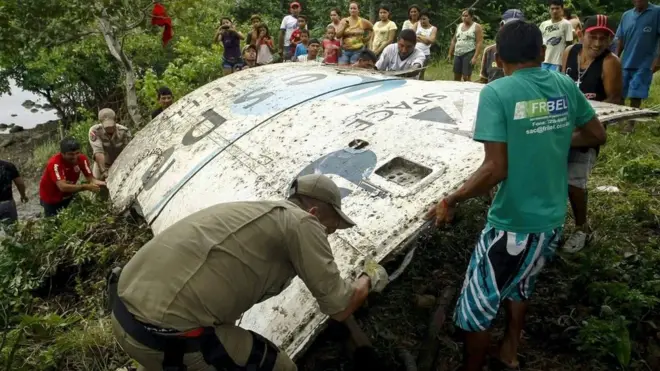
{"left": 562, "top": 230, "right": 588, "bottom": 253}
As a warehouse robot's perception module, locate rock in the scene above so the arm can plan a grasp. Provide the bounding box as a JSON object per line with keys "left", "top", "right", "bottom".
{"left": 10, "top": 114, "right": 17, "bottom": 117}
{"left": 0, "top": 123, "right": 7, "bottom": 129}
{"left": 21, "top": 99, "right": 36, "bottom": 109}
{"left": 415, "top": 294, "right": 436, "bottom": 308}
{"left": 30, "top": 108, "right": 39, "bottom": 113}
{"left": 595, "top": 185, "right": 620, "bottom": 193}
{"left": 9, "top": 126, "right": 24, "bottom": 133}
{"left": 0, "top": 138, "right": 15, "bottom": 148}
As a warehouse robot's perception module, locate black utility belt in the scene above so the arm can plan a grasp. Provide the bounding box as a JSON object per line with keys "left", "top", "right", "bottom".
{"left": 107, "top": 268, "right": 278, "bottom": 370}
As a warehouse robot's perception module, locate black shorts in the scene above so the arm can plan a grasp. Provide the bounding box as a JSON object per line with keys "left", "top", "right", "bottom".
{"left": 454, "top": 50, "right": 476, "bottom": 76}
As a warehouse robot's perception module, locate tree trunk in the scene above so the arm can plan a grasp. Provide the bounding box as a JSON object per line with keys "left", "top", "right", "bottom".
{"left": 96, "top": 15, "right": 143, "bottom": 128}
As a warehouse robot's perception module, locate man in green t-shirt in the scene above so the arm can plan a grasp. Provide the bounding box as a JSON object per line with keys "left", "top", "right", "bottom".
{"left": 426, "top": 20, "right": 606, "bottom": 371}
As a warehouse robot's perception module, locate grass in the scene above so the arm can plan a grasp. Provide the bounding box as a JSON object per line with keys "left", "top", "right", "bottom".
{"left": 298, "top": 62, "right": 660, "bottom": 370}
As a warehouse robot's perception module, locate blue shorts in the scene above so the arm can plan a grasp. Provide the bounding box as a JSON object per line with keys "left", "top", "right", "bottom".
{"left": 541, "top": 63, "right": 561, "bottom": 72}
{"left": 623, "top": 68, "right": 653, "bottom": 99}
{"left": 454, "top": 223, "right": 563, "bottom": 332}
{"left": 338, "top": 47, "right": 364, "bottom": 65}
{"left": 222, "top": 57, "right": 244, "bottom": 70}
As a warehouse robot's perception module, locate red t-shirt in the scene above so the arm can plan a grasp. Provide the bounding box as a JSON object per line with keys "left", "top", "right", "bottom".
{"left": 323, "top": 39, "right": 341, "bottom": 64}
{"left": 39, "top": 153, "right": 92, "bottom": 204}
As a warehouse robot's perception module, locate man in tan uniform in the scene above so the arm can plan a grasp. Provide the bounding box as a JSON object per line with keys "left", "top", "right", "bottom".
{"left": 89, "top": 108, "right": 132, "bottom": 180}
{"left": 110, "top": 174, "right": 389, "bottom": 371}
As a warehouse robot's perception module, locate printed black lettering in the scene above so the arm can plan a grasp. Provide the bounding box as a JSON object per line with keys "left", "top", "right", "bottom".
{"left": 142, "top": 146, "right": 176, "bottom": 191}
{"left": 364, "top": 110, "right": 394, "bottom": 121}
{"left": 386, "top": 101, "right": 412, "bottom": 110}
{"left": 234, "top": 88, "right": 274, "bottom": 109}
{"left": 423, "top": 93, "right": 448, "bottom": 100}
{"left": 413, "top": 97, "right": 433, "bottom": 105}
{"left": 283, "top": 73, "right": 327, "bottom": 86}
{"left": 346, "top": 118, "right": 375, "bottom": 131}
{"left": 181, "top": 109, "right": 227, "bottom": 146}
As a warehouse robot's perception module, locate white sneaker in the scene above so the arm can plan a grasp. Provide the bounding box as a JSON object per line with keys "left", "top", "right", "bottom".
{"left": 562, "top": 231, "right": 587, "bottom": 253}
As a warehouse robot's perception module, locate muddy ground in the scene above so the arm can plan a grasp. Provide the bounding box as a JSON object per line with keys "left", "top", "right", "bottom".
{"left": 296, "top": 198, "right": 610, "bottom": 371}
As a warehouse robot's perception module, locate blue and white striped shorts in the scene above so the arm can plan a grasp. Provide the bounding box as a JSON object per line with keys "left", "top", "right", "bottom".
{"left": 454, "top": 223, "right": 563, "bottom": 332}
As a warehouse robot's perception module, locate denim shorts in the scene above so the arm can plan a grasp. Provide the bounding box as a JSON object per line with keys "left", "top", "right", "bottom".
{"left": 222, "top": 57, "right": 245, "bottom": 70}
{"left": 339, "top": 47, "right": 365, "bottom": 64}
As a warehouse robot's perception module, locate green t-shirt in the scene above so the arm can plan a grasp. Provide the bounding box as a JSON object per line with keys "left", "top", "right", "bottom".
{"left": 473, "top": 67, "right": 595, "bottom": 233}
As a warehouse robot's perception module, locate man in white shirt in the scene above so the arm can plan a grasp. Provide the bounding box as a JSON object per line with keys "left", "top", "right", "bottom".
{"left": 375, "top": 29, "right": 426, "bottom": 77}
{"left": 539, "top": 0, "right": 573, "bottom": 71}
{"left": 279, "top": 1, "right": 301, "bottom": 61}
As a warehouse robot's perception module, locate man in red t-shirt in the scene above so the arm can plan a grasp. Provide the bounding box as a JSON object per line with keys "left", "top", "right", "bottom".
{"left": 39, "top": 137, "right": 106, "bottom": 217}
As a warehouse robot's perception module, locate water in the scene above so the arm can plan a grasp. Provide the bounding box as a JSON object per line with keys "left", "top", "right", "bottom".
{"left": 0, "top": 79, "right": 59, "bottom": 130}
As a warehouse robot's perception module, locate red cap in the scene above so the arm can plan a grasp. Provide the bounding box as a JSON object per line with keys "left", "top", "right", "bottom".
{"left": 290, "top": 2, "right": 301, "bottom": 8}
{"left": 583, "top": 14, "right": 616, "bottom": 36}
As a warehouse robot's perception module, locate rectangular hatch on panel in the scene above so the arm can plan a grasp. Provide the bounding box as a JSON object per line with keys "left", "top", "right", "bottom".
{"left": 375, "top": 157, "right": 432, "bottom": 187}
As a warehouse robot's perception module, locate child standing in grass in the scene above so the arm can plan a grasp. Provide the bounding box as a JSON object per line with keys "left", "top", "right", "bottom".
{"left": 323, "top": 25, "right": 341, "bottom": 64}
{"left": 255, "top": 23, "right": 275, "bottom": 65}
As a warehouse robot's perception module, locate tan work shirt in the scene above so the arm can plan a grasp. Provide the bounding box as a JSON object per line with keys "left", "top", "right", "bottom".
{"left": 88, "top": 123, "right": 132, "bottom": 168}
{"left": 118, "top": 200, "right": 354, "bottom": 330}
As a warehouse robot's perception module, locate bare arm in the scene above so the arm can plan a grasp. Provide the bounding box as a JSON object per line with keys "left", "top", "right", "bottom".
{"left": 329, "top": 275, "right": 370, "bottom": 322}
{"left": 448, "top": 34, "right": 456, "bottom": 58}
{"left": 56, "top": 180, "right": 93, "bottom": 194}
{"left": 13, "top": 177, "right": 27, "bottom": 201}
{"left": 94, "top": 153, "right": 106, "bottom": 171}
{"left": 213, "top": 28, "right": 222, "bottom": 44}
{"left": 472, "top": 24, "right": 484, "bottom": 63}
{"left": 616, "top": 39, "right": 624, "bottom": 57}
{"left": 479, "top": 47, "right": 489, "bottom": 83}
{"left": 446, "top": 142, "right": 508, "bottom": 206}
{"left": 561, "top": 45, "right": 573, "bottom": 73}
{"left": 335, "top": 18, "right": 349, "bottom": 38}
{"left": 572, "top": 116, "right": 607, "bottom": 147}
{"left": 602, "top": 55, "right": 623, "bottom": 104}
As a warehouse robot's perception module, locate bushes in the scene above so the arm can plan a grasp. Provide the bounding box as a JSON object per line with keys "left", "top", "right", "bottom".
{"left": 0, "top": 197, "right": 152, "bottom": 370}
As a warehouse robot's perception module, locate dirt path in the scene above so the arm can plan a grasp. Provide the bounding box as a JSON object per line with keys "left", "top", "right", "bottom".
{"left": 0, "top": 120, "right": 60, "bottom": 220}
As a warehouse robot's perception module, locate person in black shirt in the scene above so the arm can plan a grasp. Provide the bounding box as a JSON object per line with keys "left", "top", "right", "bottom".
{"left": 151, "top": 86, "right": 174, "bottom": 119}
{"left": 0, "top": 160, "right": 28, "bottom": 223}
{"left": 479, "top": 9, "right": 525, "bottom": 84}
{"left": 561, "top": 14, "right": 622, "bottom": 253}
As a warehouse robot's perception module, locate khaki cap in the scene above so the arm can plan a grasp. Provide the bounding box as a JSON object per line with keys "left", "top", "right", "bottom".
{"left": 99, "top": 108, "right": 117, "bottom": 128}
{"left": 293, "top": 174, "right": 356, "bottom": 229}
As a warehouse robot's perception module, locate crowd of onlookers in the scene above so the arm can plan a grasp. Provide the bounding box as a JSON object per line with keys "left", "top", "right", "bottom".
{"left": 214, "top": 1, "right": 438, "bottom": 75}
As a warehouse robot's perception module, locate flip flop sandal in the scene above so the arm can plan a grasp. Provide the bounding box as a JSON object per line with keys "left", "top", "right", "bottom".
{"left": 488, "top": 355, "right": 526, "bottom": 370}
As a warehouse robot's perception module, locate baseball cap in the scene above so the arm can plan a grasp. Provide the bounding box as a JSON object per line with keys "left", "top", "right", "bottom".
{"left": 292, "top": 174, "right": 356, "bottom": 229}
{"left": 583, "top": 14, "right": 616, "bottom": 36}
{"left": 98, "top": 108, "right": 116, "bottom": 128}
{"left": 290, "top": 2, "right": 300, "bottom": 8}
{"left": 502, "top": 9, "right": 525, "bottom": 24}
{"left": 242, "top": 44, "right": 257, "bottom": 53}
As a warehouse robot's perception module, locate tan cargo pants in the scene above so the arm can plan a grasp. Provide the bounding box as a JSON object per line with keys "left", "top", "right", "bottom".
{"left": 111, "top": 314, "right": 297, "bottom": 371}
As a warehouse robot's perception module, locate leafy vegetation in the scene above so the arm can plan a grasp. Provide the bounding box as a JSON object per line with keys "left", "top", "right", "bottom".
{"left": 0, "top": 0, "right": 659, "bottom": 370}
{"left": 0, "top": 197, "right": 152, "bottom": 370}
